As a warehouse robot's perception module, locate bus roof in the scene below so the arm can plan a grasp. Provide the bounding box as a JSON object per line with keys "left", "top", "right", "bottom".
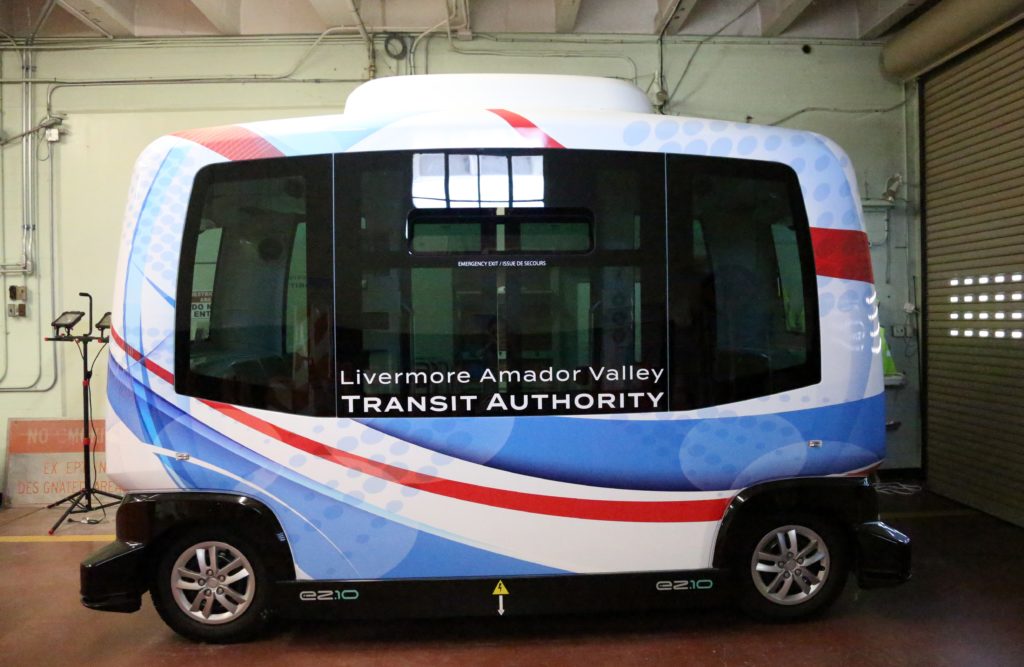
{"left": 343, "top": 74, "right": 654, "bottom": 115}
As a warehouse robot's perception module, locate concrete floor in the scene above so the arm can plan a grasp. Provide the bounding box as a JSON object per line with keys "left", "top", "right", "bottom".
{"left": 1, "top": 485, "right": 1023, "bottom": 667}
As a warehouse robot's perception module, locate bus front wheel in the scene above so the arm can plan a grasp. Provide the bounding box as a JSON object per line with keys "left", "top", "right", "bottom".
{"left": 734, "top": 515, "right": 848, "bottom": 621}
{"left": 151, "top": 528, "right": 272, "bottom": 643}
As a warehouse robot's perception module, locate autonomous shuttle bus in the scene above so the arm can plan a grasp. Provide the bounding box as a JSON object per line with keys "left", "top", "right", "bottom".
{"left": 81, "top": 74, "right": 910, "bottom": 642}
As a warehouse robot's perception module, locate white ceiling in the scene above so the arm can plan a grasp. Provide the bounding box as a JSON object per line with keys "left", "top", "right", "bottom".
{"left": 0, "top": 0, "right": 935, "bottom": 42}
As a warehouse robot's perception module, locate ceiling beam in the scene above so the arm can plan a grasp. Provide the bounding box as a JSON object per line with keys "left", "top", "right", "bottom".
{"left": 59, "top": 0, "right": 134, "bottom": 37}
{"left": 554, "top": 0, "right": 582, "bottom": 33}
{"left": 307, "top": 0, "right": 353, "bottom": 27}
{"left": 190, "top": 0, "right": 242, "bottom": 35}
{"left": 30, "top": 1, "right": 60, "bottom": 42}
{"left": 757, "top": 0, "right": 814, "bottom": 37}
{"left": 654, "top": 0, "right": 699, "bottom": 36}
{"left": 56, "top": 0, "right": 114, "bottom": 38}
{"left": 856, "top": 0, "right": 926, "bottom": 39}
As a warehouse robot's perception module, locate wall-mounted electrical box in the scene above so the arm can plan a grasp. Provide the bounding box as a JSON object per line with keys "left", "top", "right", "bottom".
{"left": 891, "top": 324, "right": 915, "bottom": 338}
{"left": 7, "top": 285, "right": 27, "bottom": 317}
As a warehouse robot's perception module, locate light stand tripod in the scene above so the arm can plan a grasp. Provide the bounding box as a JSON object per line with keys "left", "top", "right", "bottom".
{"left": 45, "top": 292, "right": 122, "bottom": 534}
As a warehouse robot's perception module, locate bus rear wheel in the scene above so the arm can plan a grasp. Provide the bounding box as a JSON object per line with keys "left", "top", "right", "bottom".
{"left": 151, "top": 528, "right": 271, "bottom": 643}
{"left": 734, "top": 515, "right": 848, "bottom": 621}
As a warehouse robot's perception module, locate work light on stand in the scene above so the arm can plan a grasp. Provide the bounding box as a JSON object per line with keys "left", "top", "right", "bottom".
{"left": 44, "top": 293, "right": 122, "bottom": 534}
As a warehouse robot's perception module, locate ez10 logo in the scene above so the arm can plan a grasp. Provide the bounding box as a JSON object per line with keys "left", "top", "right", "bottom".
{"left": 947, "top": 273, "right": 1024, "bottom": 340}
{"left": 655, "top": 579, "right": 714, "bottom": 591}
{"left": 299, "top": 589, "right": 360, "bottom": 601}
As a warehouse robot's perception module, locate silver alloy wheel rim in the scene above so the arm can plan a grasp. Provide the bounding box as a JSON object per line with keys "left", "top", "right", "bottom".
{"left": 171, "top": 540, "right": 256, "bottom": 625}
{"left": 750, "top": 524, "right": 830, "bottom": 606}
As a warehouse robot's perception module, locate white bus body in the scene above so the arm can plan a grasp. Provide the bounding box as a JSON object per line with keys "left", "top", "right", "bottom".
{"left": 82, "top": 75, "right": 909, "bottom": 642}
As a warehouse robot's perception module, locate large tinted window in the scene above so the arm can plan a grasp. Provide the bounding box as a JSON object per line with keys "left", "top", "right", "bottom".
{"left": 666, "top": 156, "right": 819, "bottom": 408}
{"left": 175, "top": 150, "right": 818, "bottom": 418}
{"left": 335, "top": 150, "right": 667, "bottom": 417}
{"left": 175, "top": 156, "right": 333, "bottom": 415}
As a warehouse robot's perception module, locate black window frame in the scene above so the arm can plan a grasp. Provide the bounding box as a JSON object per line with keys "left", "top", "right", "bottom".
{"left": 174, "top": 154, "right": 336, "bottom": 416}
{"left": 333, "top": 148, "right": 668, "bottom": 417}
{"left": 173, "top": 149, "right": 820, "bottom": 419}
{"left": 666, "top": 155, "right": 821, "bottom": 409}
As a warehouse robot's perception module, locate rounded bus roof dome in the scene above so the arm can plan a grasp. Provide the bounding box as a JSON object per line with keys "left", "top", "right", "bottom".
{"left": 344, "top": 74, "right": 654, "bottom": 115}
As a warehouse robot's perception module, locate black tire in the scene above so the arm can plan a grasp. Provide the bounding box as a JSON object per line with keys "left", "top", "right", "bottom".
{"left": 733, "top": 514, "right": 848, "bottom": 621}
{"left": 151, "top": 528, "right": 272, "bottom": 643}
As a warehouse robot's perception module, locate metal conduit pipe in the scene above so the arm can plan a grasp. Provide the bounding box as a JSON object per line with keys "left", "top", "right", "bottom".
{"left": 409, "top": 0, "right": 477, "bottom": 75}
{"left": 1, "top": 52, "right": 34, "bottom": 276}
{"left": 444, "top": 37, "right": 640, "bottom": 84}
{"left": 410, "top": 18, "right": 450, "bottom": 75}
{"left": 0, "top": 32, "right": 448, "bottom": 52}
{"left": 445, "top": 0, "right": 471, "bottom": 33}
{"left": 344, "top": 0, "right": 375, "bottom": 78}
{"left": 1, "top": 48, "right": 46, "bottom": 277}
{"left": 3, "top": 28, "right": 372, "bottom": 117}
{"left": 0, "top": 50, "right": 7, "bottom": 382}
{"left": 0, "top": 151, "right": 61, "bottom": 394}
{"left": 0, "top": 30, "right": 369, "bottom": 85}
{"left": 21, "top": 49, "right": 33, "bottom": 276}
{"left": 0, "top": 25, "right": 372, "bottom": 387}
{"left": 0, "top": 47, "right": 59, "bottom": 393}
{"left": 43, "top": 75, "right": 365, "bottom": 120}
{"left": 881, "top": 0, "right": 1024, "bottom": 80}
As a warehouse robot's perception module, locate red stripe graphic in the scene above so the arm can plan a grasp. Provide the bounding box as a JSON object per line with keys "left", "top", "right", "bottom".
{"left": 207, "top": 401, "right": 730, "bottom": 523}
{"left": 487, "top": 109, "right": 566, "bottom": 149}
{"left": 173, "top": 125, "right": 284, "bottom": 161}
{"left": 811, "top": 227, "right": 874, "bottom": 284}
{"left": 844, "top": 463, "right": 881, "bottom": 478}
{"left": 109, "top": 329, "right": 731, "bottom": 523}
{"left": 110, "top": 327, "right": 174, "bottom": 385}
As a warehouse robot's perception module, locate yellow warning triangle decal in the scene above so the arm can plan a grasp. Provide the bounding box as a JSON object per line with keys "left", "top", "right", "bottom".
{"left": 492, "top": 580, "right": 509, "bottom": 595}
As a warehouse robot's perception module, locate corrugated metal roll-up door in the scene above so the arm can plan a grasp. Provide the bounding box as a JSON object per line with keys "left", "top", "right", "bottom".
{"left": 923, "top": 22, "right": 1024, "bottom": 527}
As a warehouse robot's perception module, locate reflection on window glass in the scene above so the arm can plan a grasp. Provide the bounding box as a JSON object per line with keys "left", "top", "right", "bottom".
{"left": 337, "top": 149, "right": 666, "bottom": 417}
{"left": 511, "top": 156, "right": 544, "bottom": 205}
{"left": 412, "top": 153, "right": 545, "bottom": 208}
{"left": 409, "top": 209, "right": 592, "bottom": 255}
{"left": 177, "top": 157, "right": 332, "bottom": 415}
{"left": 188, "top": 174, "right": 307, "bottom": 404}
{"left": 692, "top": 220, "right": 708, "bottom": 265}
{"left": 771, "top": 222, "right": 805, "bottom": 333}
{"left": 369, "top": 265, "right": 650, "bottom": 399}
{"left": 520, "top": 221, "right": 590, "bottom": 252}
{"left": 668, "top": 159, "right": 817, "bottom": 409}
{"left": 410, "top": 220, "right": 483, "bottom": 253}
{"left": 285, "top": 223, "right": 308, "bottom": 353}
{"left": 189, "top": 227, "right": 222, "bottom": 342}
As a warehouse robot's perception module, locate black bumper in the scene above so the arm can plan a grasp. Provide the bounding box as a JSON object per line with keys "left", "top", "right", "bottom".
{"left": 80, "top": 539, "right": 147, "bottom": 613}
{"left": 80, "top": 492, "right": 295, "bottom": 614}
{"left": 855, "top": 521, "right": 911, "bottom": 588}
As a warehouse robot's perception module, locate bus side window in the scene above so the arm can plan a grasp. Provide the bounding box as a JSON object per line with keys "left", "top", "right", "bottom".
{"left": 175, "top": 156, "right": 333, "bottom": 416}
{"left": 667, "top": 157, "right": 819, "bottom": 409}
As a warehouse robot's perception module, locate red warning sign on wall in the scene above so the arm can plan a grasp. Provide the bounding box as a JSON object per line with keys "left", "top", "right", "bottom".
{"left": 4, "top": 419, "right": 121, "bottom": 506}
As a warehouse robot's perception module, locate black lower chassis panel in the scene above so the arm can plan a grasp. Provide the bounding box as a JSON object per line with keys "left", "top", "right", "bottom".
{"left": 274, "top": 569, "right": 729, "bottom": 620}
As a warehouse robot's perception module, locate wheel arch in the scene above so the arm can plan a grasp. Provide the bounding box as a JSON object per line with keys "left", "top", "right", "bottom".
{"left": 117, "top": 492, "right": 296, "bottom": 588}
{"left": 712, "top": 476, "right": 878, "bottom": 569}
